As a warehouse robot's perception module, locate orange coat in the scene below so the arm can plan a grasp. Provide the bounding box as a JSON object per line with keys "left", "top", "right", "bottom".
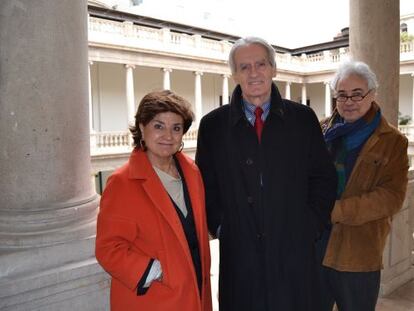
{"left": 95, "top": 149, "right": 212, "bottom": 311}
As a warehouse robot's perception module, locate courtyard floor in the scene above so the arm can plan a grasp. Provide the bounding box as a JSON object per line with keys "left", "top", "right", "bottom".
{"left": 377, "top": 279, "right": 414, "bottom": 311}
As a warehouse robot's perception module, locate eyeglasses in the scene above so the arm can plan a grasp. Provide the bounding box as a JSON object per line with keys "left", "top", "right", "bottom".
{"left": 335, "top": 90, "right": 371, "bottom": 103}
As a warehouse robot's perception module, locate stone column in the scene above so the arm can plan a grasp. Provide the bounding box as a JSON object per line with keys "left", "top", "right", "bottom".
{"left": 88, "top": 61, "right": 94, "bottom": 132}
{"left": 194, "top": 71, "right": 203, "bottom": 126}
{"left": 0, "top": 1, "right": 107, "bottom": 309}
{"left": 325, "top": 81, "right": 332, "bottom": 117}
{"left": 222, "top": 74, "right": 229, "bottom": 106}
{"left": 125, "top": 64, "right": 136, "bottom": 127}
{"left": 301, "top": 83, "right": 307, "bottom": 105}
{"left": 163, "top": 68, "right": 172, "bottom": 90}
{"left": 285, "top": 81, "right": 291, "bottom": 100}
{"left": 350, "top": 0, "right": 413, "bottom": 296}
{"left": 350, "top": 0, "right": 399, "bottom": 126}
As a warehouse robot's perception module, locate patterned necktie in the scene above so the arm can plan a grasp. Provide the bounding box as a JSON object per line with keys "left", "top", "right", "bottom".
{"left": 254, "top": 107, "right": 264, "bottom": 143}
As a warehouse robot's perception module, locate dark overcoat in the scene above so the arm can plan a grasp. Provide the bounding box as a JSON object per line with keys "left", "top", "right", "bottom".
{"left": 196, "top": 84, "right": 337, "bottom": 310}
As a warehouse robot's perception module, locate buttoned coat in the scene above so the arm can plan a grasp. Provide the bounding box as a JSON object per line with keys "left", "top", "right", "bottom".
{"left": 196, "top": 84, "right": 337, "bottom": 310}
{"left": 95, "top": 149, "right": 212, "bottom": 311}
{"left": 321, "top": 106, "right": 409, "bottom": 272}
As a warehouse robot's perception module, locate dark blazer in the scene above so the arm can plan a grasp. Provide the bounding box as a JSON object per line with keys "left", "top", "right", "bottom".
{"left": 95, "top": 149, "right": 212, "bottom": 311}
{"left": 196, "top": 84, "right": 337, "bottom": 311}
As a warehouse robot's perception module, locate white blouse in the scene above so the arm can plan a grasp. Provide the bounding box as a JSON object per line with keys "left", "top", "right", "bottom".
{"left": 153, "top": 166, "right": 187, "bottom": 217}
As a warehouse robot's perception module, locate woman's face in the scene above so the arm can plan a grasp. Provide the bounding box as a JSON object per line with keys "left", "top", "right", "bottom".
{"left": 335, "top": 74, "right": 375, "bottom": 123}
{"left": 139, "top": 112, "right": 184, "bottom": 165}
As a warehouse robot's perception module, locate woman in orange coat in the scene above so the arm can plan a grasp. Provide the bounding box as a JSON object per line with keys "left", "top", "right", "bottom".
{"left": 95, "top": 90, "right": 212, "bottom": 311}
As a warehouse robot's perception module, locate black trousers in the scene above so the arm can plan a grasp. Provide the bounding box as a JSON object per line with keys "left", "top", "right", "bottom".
{"left": 316, "top": 233, "right": 381, "bottom": 311}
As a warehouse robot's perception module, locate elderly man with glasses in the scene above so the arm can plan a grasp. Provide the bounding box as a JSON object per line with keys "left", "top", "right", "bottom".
{"left": 317, "top": 60, "right": 409, "bottom": 311}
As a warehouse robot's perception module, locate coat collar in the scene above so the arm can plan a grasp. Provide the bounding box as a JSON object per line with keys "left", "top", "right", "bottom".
{"left": 128, "top": 148, "right": 154, "bottom": 180}
{"left": 127, "top": 150, "right": 185, "bottom": 232}
{"left": 361, "top": 113, "right": 394, "bottom": 152}
{"left": 229, "top": 83, "right": 286, "bottom": 126}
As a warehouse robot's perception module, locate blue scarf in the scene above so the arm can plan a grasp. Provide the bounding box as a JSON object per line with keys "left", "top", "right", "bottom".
{"left": 324, "top": 107, "right": 381, "bottom": 197}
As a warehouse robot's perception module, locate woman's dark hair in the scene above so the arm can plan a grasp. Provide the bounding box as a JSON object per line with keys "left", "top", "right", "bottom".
{"left": 130, "top": 90, "right": 194, "bottom": 148}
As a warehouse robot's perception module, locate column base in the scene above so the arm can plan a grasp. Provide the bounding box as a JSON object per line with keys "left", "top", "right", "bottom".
{"left": 0, "top": 238, "right": 110, "bottom": 311}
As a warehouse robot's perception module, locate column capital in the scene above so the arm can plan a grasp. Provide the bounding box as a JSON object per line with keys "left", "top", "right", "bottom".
{"left": 324, "top": 81, "right": 331, "bottom": 85}
{"left": 411, "top": 72, "right": 414, "bottom": 78}
{"left": 125, "top": 64, "right": 136, "bottom": 69}
{"left": 162, "top": 67, "right": 172, "bottom": 73}
{"left": 88, "top": 60, "right": 94, "bottom": 66}
{"left": 222, "top": 74, "right": 230, "bottom": 79}
{"left": 285, "top": 81, "right": 292, "bottom": 86}
{"left": 194, "top": 71, "right": 203, "bottom": 76}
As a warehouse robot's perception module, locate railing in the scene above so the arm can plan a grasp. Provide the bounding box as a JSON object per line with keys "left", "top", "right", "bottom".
{"left": 88, "top": 16, "right": 414, "bottom": 70}
{"left": 90, "top": 129, "right": 199, "bottom": 156}
{"left": 90, "top": 131, "right": 132, "bottom": 156}
{"left": 400, "top": 40, "right": 414, "bottom": 62}
{"left": 401, "top": 41, "right": 414, "bottom": 53}
{"left": 183, "top": 128, "right": 198, "bottom": 141}
{"left": 91, "top": 126, "right": 414, "bottom": 157}
{"left": 306, "top": 52, "right": 325, "bottom": 63}
{"left": 88, "top": 17, "right": 232, "bottom": 61}
{"left": 399, "top": 125, "right": 414, "bottom": 141}
{"left": 92, "top": 131, "right": 131, "bottom": 148}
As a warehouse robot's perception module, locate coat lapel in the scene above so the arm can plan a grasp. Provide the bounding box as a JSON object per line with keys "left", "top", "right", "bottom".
{"left": 176, "top": 153, "right": 209, "bottom": 277}
{"left": 128, "top": 149, "right": 190, "bottom": 257}
{"left": 343, "top": 114, "right": 390, "bottom": 190}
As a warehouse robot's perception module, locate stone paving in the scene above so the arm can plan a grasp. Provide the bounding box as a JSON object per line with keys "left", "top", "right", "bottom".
{"left": 377, "top": 280, "right": 414, "bottom": 311}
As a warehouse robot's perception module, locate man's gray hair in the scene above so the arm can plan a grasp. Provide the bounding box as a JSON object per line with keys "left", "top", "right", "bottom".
{"left": 228, "top": 36, "right": 276, "bottom": 75}
{"left": 330, "top": 60, "right": 379, "bottom": 91}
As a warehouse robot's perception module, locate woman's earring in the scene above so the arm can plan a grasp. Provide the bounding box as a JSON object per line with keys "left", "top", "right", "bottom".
{"left": 178, "top": 141, "right": 184, "bottom": 153}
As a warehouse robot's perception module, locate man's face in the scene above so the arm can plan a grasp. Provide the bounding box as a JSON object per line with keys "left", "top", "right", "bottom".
{"left": 232, "top": 43, "right": 276, "bottom": 107}
{"left": 335, "top": 74, "right": 374, "bottom": 123}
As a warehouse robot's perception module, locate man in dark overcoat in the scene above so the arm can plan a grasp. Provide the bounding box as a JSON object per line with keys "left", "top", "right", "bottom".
{"left": 196, "top": 36, "right": 337, "bottom": 311}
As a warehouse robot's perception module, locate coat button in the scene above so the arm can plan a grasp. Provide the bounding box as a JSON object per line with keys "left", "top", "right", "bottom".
{"left": 256, "top": 233, "right": 265, "bottom": 240}
{"left": 247, "top": 196, "right": 254, "bottom": 204}
{"left": 246, "top": 158, "right": 253, "bottom": 165}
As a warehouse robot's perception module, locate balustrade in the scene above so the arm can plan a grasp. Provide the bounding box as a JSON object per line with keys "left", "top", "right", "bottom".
{"left": 401, "top": 41, "right": 414, "bottom": 53}
{"left": 89, "top": 16, "right": 230, "bottom": 60}
{"left": 88, "top": 16, "right": 414, "bottom": 69}
{"left": 306, "top": 52, "right": 324, "bottom": 62}
{"left": 399, "top": 125, "right": 414, "bottom": 140}
{"left": 90, "top": 126, "right": 414, "bottom": 157}
{"left": 183, "top": 128, "right": 199, "bottom": 141}
{"left": 330, "top": 50, "right": 341, "bottom": 63}
{"left": 90, "top": 129, "right": 199, "bottom": 156}
{"left": 90, "top": 131, "right": 132, "bottom": 155}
